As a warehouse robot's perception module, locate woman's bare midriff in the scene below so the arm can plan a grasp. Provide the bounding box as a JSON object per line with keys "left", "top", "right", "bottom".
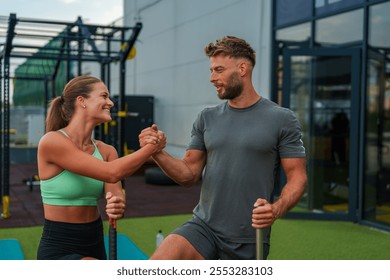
{"left": 43, "top": 204, "right": 101, "bottom": 223}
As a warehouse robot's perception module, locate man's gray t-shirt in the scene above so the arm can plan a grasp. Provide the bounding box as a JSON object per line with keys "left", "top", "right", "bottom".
{"left": 187, "top": 97, "right": 305, "bottom": 244}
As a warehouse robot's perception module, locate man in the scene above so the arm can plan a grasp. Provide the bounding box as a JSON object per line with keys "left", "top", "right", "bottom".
{"left": 139, "top": 36, "right": 307, "bottom": 260}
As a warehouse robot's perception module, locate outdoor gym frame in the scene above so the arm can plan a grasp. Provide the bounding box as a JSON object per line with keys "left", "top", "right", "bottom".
{"left": 0, "top": 13, "right": 142, "bottom": 218}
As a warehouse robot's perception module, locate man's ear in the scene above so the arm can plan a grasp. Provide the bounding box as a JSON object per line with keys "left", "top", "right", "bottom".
{"left": 239, "top": 61, "right": 248, "bottom": 77}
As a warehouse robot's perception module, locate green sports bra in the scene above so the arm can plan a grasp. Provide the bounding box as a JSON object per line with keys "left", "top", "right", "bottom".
{"left": 40, "top": 130, "right": 104, "bottom": 206}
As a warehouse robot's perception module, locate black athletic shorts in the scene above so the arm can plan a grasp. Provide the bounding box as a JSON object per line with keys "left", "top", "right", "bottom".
{"left": 172, "top": 215, "right": 270, "bottom": 260}
{"left": 37, "top": 218, "right": 107, "bottom": 260}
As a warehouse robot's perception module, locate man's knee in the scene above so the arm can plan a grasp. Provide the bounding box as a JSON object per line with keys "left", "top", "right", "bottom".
{"left": 150, "top": 234, "right": 204, "bottom": 260}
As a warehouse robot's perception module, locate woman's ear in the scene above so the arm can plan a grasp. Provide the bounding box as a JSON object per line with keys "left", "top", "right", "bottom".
{"left": 76, "top": 96, "right": 86, "bottom": 109}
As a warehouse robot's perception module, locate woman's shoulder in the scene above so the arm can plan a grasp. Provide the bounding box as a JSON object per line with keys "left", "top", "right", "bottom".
{"left": 37, "top": 131, "right": 71, "bottom": 160}
{"left": 93, "top": 140, "right": 118, "bottom": 160}
{"left": 93, "top": 139, "right": 114, "bottom": 150}
{"left": 39, "top": 130, "right": 66, "bottom": 146}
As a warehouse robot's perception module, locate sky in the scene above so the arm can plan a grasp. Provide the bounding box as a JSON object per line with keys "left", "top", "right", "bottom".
{"left": 0, "top": 0, "right": 123, "bottom": 25}
{"left": 0, "top": 0, "right": 123, "bottom": 102}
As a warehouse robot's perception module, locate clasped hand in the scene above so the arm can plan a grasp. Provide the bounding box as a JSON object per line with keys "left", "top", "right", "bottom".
{"left": 139, "top": 124, "right": 166, "bottom": 153}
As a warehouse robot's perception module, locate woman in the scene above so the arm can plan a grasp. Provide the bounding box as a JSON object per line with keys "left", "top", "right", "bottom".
{"left": 37, "top": 75, "right": 162, "bottom": 260}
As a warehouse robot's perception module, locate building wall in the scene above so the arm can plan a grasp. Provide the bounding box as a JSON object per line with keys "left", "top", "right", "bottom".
{"left": 104, "top": 0, "right": 272, "bottom": 156}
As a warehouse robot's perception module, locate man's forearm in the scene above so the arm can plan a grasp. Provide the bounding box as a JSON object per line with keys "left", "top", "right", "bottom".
{"left": 272, "top": 181, "right": 306, "bottom": 219}
{"left": 152, "top": 151, "right": 198, "bottom": 186}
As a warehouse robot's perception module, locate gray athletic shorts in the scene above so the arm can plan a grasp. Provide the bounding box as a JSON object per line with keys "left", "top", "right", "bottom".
{"left": 172, "top": 215, "right": 269, "bottom": 260}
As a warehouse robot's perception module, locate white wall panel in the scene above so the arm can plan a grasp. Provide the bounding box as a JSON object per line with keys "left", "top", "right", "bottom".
{"left": 115, "top": 0, "right": 272, "bottom": 154}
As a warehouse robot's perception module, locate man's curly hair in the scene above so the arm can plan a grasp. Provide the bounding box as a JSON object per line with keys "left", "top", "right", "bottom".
{"left": 204, "top": 36, "right": 256, "bottom": 67}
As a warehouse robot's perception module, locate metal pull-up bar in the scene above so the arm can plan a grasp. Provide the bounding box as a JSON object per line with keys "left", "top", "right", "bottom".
{"left": 0, "top": 13, "right": 143, "bottom": 219}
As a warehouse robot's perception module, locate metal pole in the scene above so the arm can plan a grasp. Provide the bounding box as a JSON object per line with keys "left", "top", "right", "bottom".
{"left": 256, "top": 228, "right": 264, "bottom": 260}
{"left": 108, "top": 218, "right": 117, "bottom": 260}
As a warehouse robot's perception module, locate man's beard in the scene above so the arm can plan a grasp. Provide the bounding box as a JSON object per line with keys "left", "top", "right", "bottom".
{"left": 217, "top": 72, "right": 243, "bottom": 100}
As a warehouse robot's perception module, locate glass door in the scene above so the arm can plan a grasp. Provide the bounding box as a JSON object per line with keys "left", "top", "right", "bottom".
{"left": 282, "top": 48, "right": 360, "bottom": 221}
{"left": 364, "top": 49, "right": 390, "bottom": 227}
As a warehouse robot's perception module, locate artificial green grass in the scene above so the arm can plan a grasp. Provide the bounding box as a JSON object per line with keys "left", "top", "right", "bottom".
{"left": 1, "top": 215, "right": 389, "bottom": 260}
{"left": 268, "top": 219, "right": 390, "bottom": 259}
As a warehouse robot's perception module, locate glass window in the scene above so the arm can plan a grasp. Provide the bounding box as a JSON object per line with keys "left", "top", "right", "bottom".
{"left": 369, "top": 2, "right": 390, "bottom": 48}
{"left": 315, "top": 0, "right": 364, "bottom": 16}
{"left": 315, "top": 9, "right": 363, "bottom": 46}
{"left": 275, "top": 0, "right": 312, "bottom": 27}
{"left": 276, "top": 22, "right": 311, "bottom": 44}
